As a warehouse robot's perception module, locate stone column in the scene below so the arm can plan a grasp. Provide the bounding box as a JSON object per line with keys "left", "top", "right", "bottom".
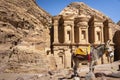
{"left": 86, "top": 27, "right": 89, "bottom": 44}
{"left": 79, "top": 27, "right": 81, "bottom": 43}
{"left": 94, "top": 26, "right": 97, "bottom": 43}
{"left": 107, "top": 19, "right": 113, "bottom": 42}
{"left": 64, "top": 24, "right": 67, "bottom": 43}
{"left": 71, "top": 24, "right": 75, "bottom": 43}
{"left": 101, "top": 26, "right": 104, "bottom": 43}
{"left": 104, "top": 19, "right": 113, "bottom": 43}
{"left": 63, "top": 50, "right": 67, "bottom": 68}
{"left": 64, "top": 49, "right": 71, "bottom": 68}
{"left": 107, "top": 26, "right": 112, "bottom": 41}
{"left": 53, "top": 16, "right": 60, "bottom": 44}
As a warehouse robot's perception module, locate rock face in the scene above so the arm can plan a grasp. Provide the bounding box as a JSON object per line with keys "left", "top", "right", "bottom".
{"left": 113, "top": 21, "right": 120, "bottom": 61}
{"left": 0, "top": 0, "right": 52, "bottom": 73}
{"left": 117, "top": 21, "right": 120, "bottom": 26}
{"left": 113, "top": 30, "right": 120, "bottom": 61}
{"left": 60, "top": 2, "right": 109, "bottom": 19}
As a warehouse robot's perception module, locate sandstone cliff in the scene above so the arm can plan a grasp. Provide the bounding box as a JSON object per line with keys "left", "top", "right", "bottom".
{"left": 117, "top": 20, "right": 120, "bottom": 26}
{"left": 0, "top": 0, "right": 52, "bottom": 73}
{"left": 60, "top": 2, "right": 108, "bottom": 19}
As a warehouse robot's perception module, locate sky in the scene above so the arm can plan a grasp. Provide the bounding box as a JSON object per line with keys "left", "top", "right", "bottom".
{"left": 36, "top": 0, "right": 120, "bottom": 23}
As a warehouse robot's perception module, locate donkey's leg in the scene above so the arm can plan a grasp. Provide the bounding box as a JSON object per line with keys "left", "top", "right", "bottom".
{"left": 110, "top": 56, "right": 113, "bottom": 63}
{"left": 93, "top": 61, "right": 96, "bottom": 72}
{"left": 107, "top": 56, "right": 110, "bottom": 63}
{"left": 89, "top": 60, "right": 95, "bottom": 72}
{"left": 73, "top": 58, "right": 79, "bottom": 76}
{"left": 89, "top": 61, "right": 93, "bottom": 72}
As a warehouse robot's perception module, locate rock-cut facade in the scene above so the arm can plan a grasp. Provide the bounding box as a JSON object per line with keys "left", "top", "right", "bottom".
{"left": 51, "top": 2, "right": 120, "bottom": 69}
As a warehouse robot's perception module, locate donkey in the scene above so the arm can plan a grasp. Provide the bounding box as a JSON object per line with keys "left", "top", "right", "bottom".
{"left": 106, "top": 50, "right": 114, "bottom": 63}
{"left": 72, "top": 40, "right": 111, "bottom": 76}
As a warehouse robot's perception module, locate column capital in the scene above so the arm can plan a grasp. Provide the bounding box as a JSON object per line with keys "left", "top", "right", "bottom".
{"left": 53, "top": 16, "right": 61, "bottom": 20}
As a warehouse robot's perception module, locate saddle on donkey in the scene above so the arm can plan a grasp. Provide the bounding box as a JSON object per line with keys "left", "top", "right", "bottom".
{"left": 74, "top": 45, "right": 91, "bottom": 61}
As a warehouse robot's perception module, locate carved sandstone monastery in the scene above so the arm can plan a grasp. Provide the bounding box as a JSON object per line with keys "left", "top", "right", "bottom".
{"left": 0, "top": 0, "right": 120, "bottom": 73}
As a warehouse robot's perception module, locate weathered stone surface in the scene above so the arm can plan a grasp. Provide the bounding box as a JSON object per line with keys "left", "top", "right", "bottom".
{"left": 117, "top": 20, "right": 120, "bottom": 26}
{"left": 113, "top": 30, "right": 120, "bottom": 61}
{"left": 0, "top": 0, "right": 52, "bottom": 73}
{"left": 60, "top": 2, "right": 108, "bottom": 20}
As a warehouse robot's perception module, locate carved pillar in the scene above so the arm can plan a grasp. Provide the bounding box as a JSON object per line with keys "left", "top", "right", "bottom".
{"left": 71, "top": 24, "right": 74, "bottom": 43}
{"left": 108, "top": 27, "right": 112, "bottom": 40}
{"left": 103, "top": 19, "right": 113, "bottom": 43}
{"left": 65, "top": 50, "right": 71, "bottom": 68}
{"left": 86, "top": 27, "right": 89, "bottom": 44}
{"left": 79, "top": 27, "right": 81, "bottom": 43}
{"left": 94, "top": 26, "right": 97, "bottom": 43}
{"left": 64, "top": 25, "right": 67, "bottom": 43}
{"left": 101, "top": 26, "right": 104, "bottom": 43}
{"left": 53, "top": 16, "right": 60, "bottom": 44}
{"left": 107, "top": 22, "right": 113, "bottom": 43}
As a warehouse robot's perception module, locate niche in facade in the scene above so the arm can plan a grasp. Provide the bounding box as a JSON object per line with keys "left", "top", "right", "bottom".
{"left": 65, "top": 25, "right": 71, "bottom": 43}
{"left": 81, "top": 30, "right": 86, "bottom": 40}
{"left": 97, "top": 31, "right": 101, "bottom": 41}
{"left": 67, "top": 30, "right": 71, "bottom": 42}
{"left": 95, "top": 26, "right": 102, "bottom": 43}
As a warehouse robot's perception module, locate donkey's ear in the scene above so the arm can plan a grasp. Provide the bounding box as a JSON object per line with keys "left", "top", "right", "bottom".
{"left": 106, "top": 39, "right": 111, "bottom": 44}
{"left": 108, "top": 39, "right": 111, "bottom": 43}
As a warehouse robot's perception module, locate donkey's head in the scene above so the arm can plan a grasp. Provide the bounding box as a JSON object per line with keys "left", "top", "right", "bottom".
{"left": 105, "top": 39, "right": 111, "bottom": 50}
{"left": 90, "top": 40, "right": 111, "bottom": 56}
{"left": 104, "top": 39, "right": 112, "bottom": 55}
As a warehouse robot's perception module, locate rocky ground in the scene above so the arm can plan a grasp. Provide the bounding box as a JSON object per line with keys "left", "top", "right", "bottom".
{"left": 0, "top": 61, "right": 120, "bottom": 80}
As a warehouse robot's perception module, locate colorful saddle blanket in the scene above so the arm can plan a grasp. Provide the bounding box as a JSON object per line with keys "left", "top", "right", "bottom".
{"left": 74, "top": 46, "right": 91, "bottom": 56}
{"left": 75, "top": 48, "right": 87, "bottom": 55}
{"left": 74, "top": 46, "right": 91, "bottom": 61}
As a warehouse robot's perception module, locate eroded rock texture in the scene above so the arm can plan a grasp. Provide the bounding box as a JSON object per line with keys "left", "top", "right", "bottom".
{"left": 0, "top": 0, "right": 52, "bottom": 73}
{"left": 113, "top": 30, "right": 120, "bottom": 61}
{"left": 117, "top": 21, "right": 120, "bottom": 26}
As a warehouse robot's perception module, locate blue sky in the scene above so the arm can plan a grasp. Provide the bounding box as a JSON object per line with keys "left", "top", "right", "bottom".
{"left": 36, "top": 0, "right": 120, "bottom": 23}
